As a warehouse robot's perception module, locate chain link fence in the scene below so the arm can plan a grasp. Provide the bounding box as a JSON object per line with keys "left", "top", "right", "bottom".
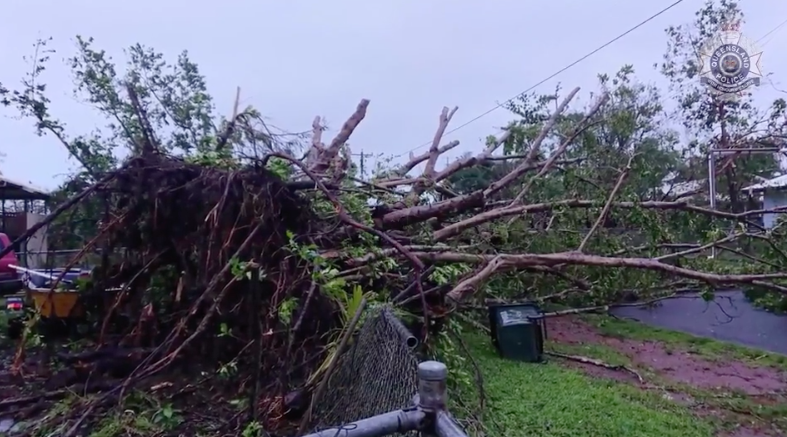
{"left": 309, "top": 305, "right": 420, "bottom": 436}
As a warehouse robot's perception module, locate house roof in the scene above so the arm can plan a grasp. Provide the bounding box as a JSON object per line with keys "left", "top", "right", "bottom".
{"left": 0, "top": 175, "right": 50, "bottom": 200}
{"left": 741, "top": 174, "right": 787, "bottom": 192}
{"left": 659, "top": 173, "right": 731, "bottom": 201}
{"left": 661, "top": 179, "right": 704, "bottom": 197}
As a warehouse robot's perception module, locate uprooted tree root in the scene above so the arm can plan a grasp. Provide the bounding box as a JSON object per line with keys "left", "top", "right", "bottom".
{"left": 2, "top": 155, "right": 349, "bottom": 435}
{"left": 4, "top": 88, "right": 787, "bottom": 435}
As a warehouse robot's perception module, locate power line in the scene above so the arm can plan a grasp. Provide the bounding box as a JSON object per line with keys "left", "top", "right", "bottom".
{"left": 756, "top": 17, "right": 787, "bottom": 46}
{"left": 394, "top": 0, "right": 687, "bottom": 159}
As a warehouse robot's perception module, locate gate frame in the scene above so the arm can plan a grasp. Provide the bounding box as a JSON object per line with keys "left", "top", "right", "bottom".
{"left": 300, "top": 360, "right": 468, "bottom": 437}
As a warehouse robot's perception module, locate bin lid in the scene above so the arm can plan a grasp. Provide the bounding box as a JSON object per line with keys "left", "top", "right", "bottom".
{"left": 495, "top": 305, "right": 540, "bottom": 327}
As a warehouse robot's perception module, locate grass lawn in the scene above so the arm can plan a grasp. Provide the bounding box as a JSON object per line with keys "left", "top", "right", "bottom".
{"left": 463, "top": 331, "right": 714, "bottom": 437}
{"left": 587, "top": 314, "right": 787, "bottom": 369}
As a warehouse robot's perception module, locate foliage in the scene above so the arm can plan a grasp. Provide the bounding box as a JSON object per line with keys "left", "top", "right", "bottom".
{"left": 437, "top": 1, "right": 787, "bottom": 308}
{"left": 459, "top": 330, "right": 713, "bottom": 437}
{"left": 660, "top": 0, "right": 786, "bottom": 205}
{"left": 3, "top": 1, "right": 787, "bottom": 434}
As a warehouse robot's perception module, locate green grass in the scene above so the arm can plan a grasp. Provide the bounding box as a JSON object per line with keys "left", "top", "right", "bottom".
{"left": 464, "top": 332, "right": 714, "bottom": 437}
{"left": 586, "top": 315, "right": 787, "bottom": 369}
{"left": 581, "top": 315, "right": 787, "bottom": 430}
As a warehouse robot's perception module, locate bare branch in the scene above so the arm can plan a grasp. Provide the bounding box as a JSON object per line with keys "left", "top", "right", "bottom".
{"left": 424, "top": 251, "right": 787, "bottom": 303}
{"left": 432, "top": 130, "right": 511, "bottom": 184}
{"left": 508, "top": 93, "right": 610, "bottom": 208}
{"left": 308, "top": 99, "right": 369, "bottom": 175}
{"left": 397, "top": 141, "right": 460, "bottom": 177}
{"left": 434, "top": 199, "right": 784, "bottom": 242}
{"left": 484, "top": 87, "right": 580, "bottom": 198}
{"left": 424, "top": 106, "right": 458, "bottom": 178}
{"left": 577, "top": 152, "right": 635, "bottom": 252}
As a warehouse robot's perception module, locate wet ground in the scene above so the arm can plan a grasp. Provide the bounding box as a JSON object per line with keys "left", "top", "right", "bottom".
{"left": 546, "top": 315, "right": 787, "bottom": 437}
{"left": 609, "top": 291, "right": 787, "bottom": 355}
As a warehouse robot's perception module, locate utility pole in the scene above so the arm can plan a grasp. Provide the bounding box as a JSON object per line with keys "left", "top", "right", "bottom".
{"left": 351, "top": 151, "right": 376, "bottom": 181}
{"left": 360, "top": 151, "right": 365, "bottom": 180}
{"left": 707, "top": 146, "right": 786, "bottom": 258}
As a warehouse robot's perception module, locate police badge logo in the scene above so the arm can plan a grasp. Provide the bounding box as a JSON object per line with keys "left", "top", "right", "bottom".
{"left": 699, "top": 20, "right": 763, "bottom": 101}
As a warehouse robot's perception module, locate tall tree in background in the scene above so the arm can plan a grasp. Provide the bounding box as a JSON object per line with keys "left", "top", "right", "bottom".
{"left": 660, "top": 0, "right": 787, "bottom": 211}
{"left": 2, "top": 37, "right": 303, "bottom": 249}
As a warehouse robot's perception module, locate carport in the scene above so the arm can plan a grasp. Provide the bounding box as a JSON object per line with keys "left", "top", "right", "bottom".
{"left": 0, "top": 175, "right": 51, "bottom": 266}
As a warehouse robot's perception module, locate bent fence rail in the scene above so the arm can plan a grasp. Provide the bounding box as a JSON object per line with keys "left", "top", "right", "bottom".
{"left": 304, "top": 306, "right": 468, "bottom": 437}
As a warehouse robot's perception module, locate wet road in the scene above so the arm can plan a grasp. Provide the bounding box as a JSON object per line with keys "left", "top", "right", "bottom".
{"left": 609, "top": 290, "right": 787, "bottom": 355}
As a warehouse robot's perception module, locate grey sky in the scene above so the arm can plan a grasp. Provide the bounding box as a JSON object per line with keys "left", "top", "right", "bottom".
{"left": 2, "top": 0, "right": 786, "bottom": 191}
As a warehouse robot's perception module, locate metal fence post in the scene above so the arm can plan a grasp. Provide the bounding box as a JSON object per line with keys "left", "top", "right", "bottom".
{"left": 299, "top": 360, "right": 469, "bottom": 437}
{"left": 417, "top": 361, "right": 467, "bottom": 437}
{"left": 417, "top": 361, "right": 447, "bottom": 413}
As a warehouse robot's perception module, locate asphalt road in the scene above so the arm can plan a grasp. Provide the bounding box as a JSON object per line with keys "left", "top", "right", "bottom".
{"left": 610, "top": 290, "right": 787, "bottom": 355}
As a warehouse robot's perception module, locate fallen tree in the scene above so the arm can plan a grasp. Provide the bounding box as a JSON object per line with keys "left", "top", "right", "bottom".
{"left": 2, "top": 26, "right": 787, "bottom": 435}
{"left": 5, "top": 89, "right": 787, "bottom": 435}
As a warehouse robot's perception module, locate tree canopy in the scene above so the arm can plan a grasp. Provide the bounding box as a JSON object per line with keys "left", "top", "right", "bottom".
{"left": 2, "top": 0, "right": 787, "bottom": 434}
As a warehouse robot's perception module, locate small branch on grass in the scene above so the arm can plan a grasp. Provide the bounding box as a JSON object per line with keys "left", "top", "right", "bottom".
{"left": 536, "top": 292, "right": 695, "bottom": 318}
{"left": 545, "top": 351, "right": 644, "bottom": 383}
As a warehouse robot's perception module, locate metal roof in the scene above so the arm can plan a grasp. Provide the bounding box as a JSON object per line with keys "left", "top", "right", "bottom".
{"left": 659, "top": 174, "right": 730, "bottom": 201}
{"left": 741, "top": 174, "right": 787, "bottom": 192}
{"left": 661, "top": 179, "right": 704, "bottom": 197}
{"left": 0, "top": 175, "right": 50, "bottom": 200}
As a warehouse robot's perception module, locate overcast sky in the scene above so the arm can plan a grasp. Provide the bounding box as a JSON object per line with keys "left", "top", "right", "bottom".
{"left": 2, "top": 0, "right": 786, "bottom": 192}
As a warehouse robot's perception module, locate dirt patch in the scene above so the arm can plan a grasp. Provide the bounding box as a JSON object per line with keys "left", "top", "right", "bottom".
{"left": 718, "top": 426, "right": 781, "bottom": 437}
{"left": 546, "top": 316, "right": 787, "bottom": 395}
{"left": 631, "top": 343, "right": 785, "bottom": 395}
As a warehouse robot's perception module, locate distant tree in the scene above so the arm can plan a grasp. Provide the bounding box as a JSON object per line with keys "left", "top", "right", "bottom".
{"left": 660, "top": 0, "right": 786, "bottom": 212}
{"left": 1, "top": 37, "right": 303, "bottom": 251}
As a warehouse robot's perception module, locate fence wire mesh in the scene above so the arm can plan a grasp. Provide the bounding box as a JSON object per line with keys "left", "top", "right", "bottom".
{"left": 310, "top": 305, "right": 420, "bottom": 435}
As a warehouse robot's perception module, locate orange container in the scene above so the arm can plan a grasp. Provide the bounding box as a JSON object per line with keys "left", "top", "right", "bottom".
{"left": 28, "top": 289, "right": 84, "bottom": 318}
